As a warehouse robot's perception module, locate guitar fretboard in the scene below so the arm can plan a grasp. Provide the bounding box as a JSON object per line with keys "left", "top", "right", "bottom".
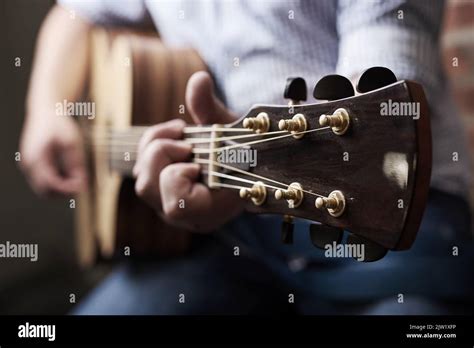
{"left": 87, "top": 123, "right": 315, "bottom": 197}
{"left": 88, "top": 125, "right": 213, "bottom": 177}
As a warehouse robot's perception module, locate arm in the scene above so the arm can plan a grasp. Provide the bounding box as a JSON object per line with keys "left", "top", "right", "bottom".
{"left": 336, "top": 0, "right": 469, "bottom": 196}
{"left": 20, "top": 5, "right": 91, "bottom": 196}
{"left": 21, "top": 0, "right": 152, "bottom": 197}
{"left": 336, "top": 0, "right": 444, "bottom": 86}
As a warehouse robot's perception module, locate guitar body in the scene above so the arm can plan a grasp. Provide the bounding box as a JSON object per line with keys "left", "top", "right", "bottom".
{"left": 76, "top": 29, "right": 206, "bottom": 267}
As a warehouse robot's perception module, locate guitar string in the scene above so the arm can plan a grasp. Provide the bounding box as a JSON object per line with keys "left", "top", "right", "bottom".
{"left": 192, "top": 126, "right": 331, "bottom": 154}
{"left": 184, "top": 130, "right": 287, "bottom": 144}
{"left": 209, "top": 170, "right": 325, "bottom": 198}
{"left": 207, "top": 181, "right": 319, "bottom": 199}
{"left": 83, "top": 125, "right": 330, "bottom": 199}
{"left": 206, "top": 182, "right": 248, "bottom": 191}
{"left": 193, "top": 157, "right": 285, "bottom": 188}
{"left": 83, "top": 126, "right": 254, "bottom": 134}
{"left": 85, "top": 129, "right": 288, "bottom": 146}
{"left": 200, "top": 171, "right": 272, "bottom": 193}
{"left": 96, "top": 153, "right": 327, "bottom": 199}
{"left": 82, "top": 120, "right": 331, "bottom": 150}
{"left": 98, "top": 154, "right": 316, "bottom": 197}
{"left": 204, "top": 171, "right": 328, "bottom": 200}
{"left": 207, "top": 171, "right": 284, "bottom": 191}
{"left": 84, "top": 125, "right": 331, "bottom": 150}
{"left": 84, "top": 129, "right": 288, "bottom": 145}
{"left": 87, "top": 125, "right": 330, "bottom": 185}
{"left": 183, "top": 127, "right": 253, "bottom": 134}
{"left": 92, "top": 127, "right": 328, "bottom": 195}
{"left": 194, "top": 157, "right": 325, "bottom": 198}
{"left": 87, "top": 143, "right": 141, "bottom": 147}
{"left": 88, "top": 126, "right": 255, "bottom": 133}
{"left": 84, "top": 123, "right": 295, "bottom": 136}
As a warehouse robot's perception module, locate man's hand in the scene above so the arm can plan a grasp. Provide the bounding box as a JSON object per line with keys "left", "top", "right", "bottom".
{"left": 19, "top": 110, "right": 87, "bottom": 197}
{"left": 19, "top": 5, "right": 91, "bottom": 197}
{"left": 133, "top": 71, "right": 245, "bottom": 232}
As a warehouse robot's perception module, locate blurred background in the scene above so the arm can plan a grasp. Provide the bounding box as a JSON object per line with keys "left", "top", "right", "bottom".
{"left": 0, "top": 0, "right": 473, "bottom": 314}
{"left": 1, "top": 0, "right": 106, "bottom": 315}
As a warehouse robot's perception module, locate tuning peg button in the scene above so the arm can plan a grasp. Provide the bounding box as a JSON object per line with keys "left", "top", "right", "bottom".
{"left": 346, "top": 234, "right": 388, "bottom": 262}
{"left": 313, "top": 74, "right": 354, "bottom": 101}
{"left": 281, "top": 215, "right": 294, "bottom": 244}
{"left": 309, "top": 224, "right": 344, "bottom": 249}
{"left": 356, "top": 66, "right": 397, "bottom": 93}
{"left": 284, "top": 77, "right": 307, "bottom": 104}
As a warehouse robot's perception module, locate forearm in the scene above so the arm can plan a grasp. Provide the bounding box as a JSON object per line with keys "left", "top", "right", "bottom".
{"left": 26, "top": 5, "right": 91, "bottom": 117}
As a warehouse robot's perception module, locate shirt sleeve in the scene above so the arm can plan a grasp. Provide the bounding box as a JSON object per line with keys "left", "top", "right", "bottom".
{"left": 336, "top": 0, "right": 444, "bottom": 92}
{"left": 57, "top": 0, "right": 154, "bottom": 29}
{"left": 336, "top": 0, "right": 471, "bottom": 198}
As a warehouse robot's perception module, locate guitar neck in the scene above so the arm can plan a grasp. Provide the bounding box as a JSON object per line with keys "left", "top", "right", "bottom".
{"left": 105, "top": 126, "right": 146, "bottom": 176}
{"left": 103, "top": 125, "right": 211, "bottom": 177}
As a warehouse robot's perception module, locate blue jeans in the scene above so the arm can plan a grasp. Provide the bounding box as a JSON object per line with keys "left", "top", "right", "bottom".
{"left": 73, "top": 189, "right": 474, "bottom": 315}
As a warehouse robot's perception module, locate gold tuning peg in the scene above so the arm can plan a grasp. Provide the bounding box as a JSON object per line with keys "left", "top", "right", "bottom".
{"left": 239, "top": 181, "right": 267, "bottom": 206}
{"left": 315, "top": 190, "right": 346, "bottom": 217}
{"left": 319, "top": 108, "right": 350, "bottom": 135}
{"left": 278, "top": 114, "right": 307, "bottom": 139}
{"left": 275, "top": 182, "right": 304, "bottom": 208}
{"left": 242, "top": 112, "right": 270, "bottom": 134}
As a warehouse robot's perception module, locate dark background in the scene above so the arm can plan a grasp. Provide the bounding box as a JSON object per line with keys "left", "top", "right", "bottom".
{"left": 0, "top": 0, "right": 473, "bottom": 314}
{"left": 0, "top": 0, "right": 106, "bottom": 315}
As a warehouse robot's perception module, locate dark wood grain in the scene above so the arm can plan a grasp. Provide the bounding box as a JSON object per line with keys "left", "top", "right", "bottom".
{"left": 106, "top": 33, "right": 206, "bottom": 257}
{"left": 201, "top": 80, "right": 431, "bottom": 250}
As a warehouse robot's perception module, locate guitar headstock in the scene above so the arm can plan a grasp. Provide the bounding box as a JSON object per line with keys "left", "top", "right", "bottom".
{"left": 191, "top": 68, "right": 432, "bottom": 261}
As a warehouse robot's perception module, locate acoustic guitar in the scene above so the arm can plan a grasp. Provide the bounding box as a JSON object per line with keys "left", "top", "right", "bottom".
{"left": 76, "top": 29, "right": 204, "bottom": 266}
{"left": 77, "top": 30, "right": 431, "bottom": 266}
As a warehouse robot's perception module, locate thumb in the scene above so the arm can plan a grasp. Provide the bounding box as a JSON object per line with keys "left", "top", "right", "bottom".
{"left": 185, "top": 71, "right": 236, "bottom": 125}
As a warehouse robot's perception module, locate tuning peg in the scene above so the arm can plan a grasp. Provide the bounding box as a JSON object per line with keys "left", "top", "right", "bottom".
{"left": 356, "top": 66, "right": 397, "bottom": 93}
{"left": 319, "top": 108, "right": 350, "bottom": 135}
{"left": 242, "top": 112, "right": 270, "bottom": 134}
{"left": 309, "top": 224, "right": 344, "bottom": 249}
{"left": 284, "top": 77, "right": 307, "bottom": 104}
{"left": 281, "top": 215, "right": 294, "bottom": 244}
{"left": 278, "top": 114, "right": 308, "bottom": 139}
{"left": 346, "top": 234, "right": 388, "bottom": 262}
{"left": 313, "top": 74, "right": 354, "bottom": 101}
{"left": 275, "top": 182, "right": 304, "bottom": 208}
{"left": 315, "top": 190, "right": 346, "bottom": 217}
{"left": 239, "top": 181, "right": 267, "bottom": 206}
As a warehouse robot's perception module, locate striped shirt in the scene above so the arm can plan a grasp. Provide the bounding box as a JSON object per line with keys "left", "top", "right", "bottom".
{"left": 60, "top": 0, "right": 470, "bottom": 199}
